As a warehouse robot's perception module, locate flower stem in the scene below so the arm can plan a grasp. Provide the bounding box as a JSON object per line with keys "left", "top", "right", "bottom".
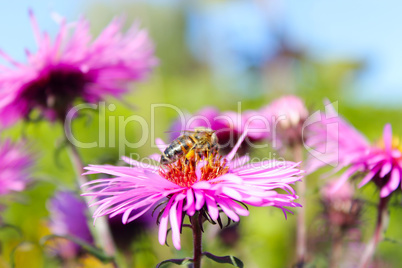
{"left": 329, "top": 231, "right": 343, "bottom": 268}
{"left": 293, "top": 143, "right": 306, "bottom": 267}
{"left": 191, "top": 212, "right": 203, "bottom": 268}
{"left": 358, "top": 196, "right": 390, "bottom": 268}
{"left": 66, "top": 141, "right": 117, "bottom": 256}
{"left": 62, "top": 119, "right": 117, "bottom": 258}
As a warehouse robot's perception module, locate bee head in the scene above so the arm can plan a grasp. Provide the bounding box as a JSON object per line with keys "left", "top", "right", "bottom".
{"left": 194, "top": 127, "right": 215, "bottom": 134}
{"left": 160, "top": 155, "right": 171, "bottom": 165}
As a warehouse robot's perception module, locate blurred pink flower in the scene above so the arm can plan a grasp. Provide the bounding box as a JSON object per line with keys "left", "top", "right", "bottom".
{"left": 0, "top": 140, "right": 33, "bottom": 195}
{"left": 307, "top": 103, "right": 402, "bottom": 197}
{"left": 321, "top": 180, "right": 362, "bottom": 229}
{"left": 48, "top": 191, "right": 94, "bottom": 259}
{"left": 306, "top": 102, "right": 369, "bottom": 174}
{"left": 169, "top": 106, "right": 270, "bottom": 154}
{"left": 263, "top": 95, "right": 309, "bottom": 148}
{"left": 82, "top": 132, "right": 302, "bottom": 250}
{"left": 0, "top": 11, "right": 157, "bottom": 126}
{"left": 321, "top": 180, "right": 355, "bottom": 203}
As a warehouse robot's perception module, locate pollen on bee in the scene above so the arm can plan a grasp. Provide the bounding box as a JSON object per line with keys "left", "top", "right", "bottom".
{"left": 158, "top": 152, "right": 229, "bottom": 187}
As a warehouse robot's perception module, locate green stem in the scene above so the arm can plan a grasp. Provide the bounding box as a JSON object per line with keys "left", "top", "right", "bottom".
{"left": 66, "top": 141, "right": 117, "bottom": 257}
{"left": 358, "top": 196, "right": 390, "bottom": 268}
{"left": 329, "top": 230, "right": 343, "bottom": 268}
{"left": 293, "top": 143, "right": 306, "bottom": 267}
{"left": 191, "top": 213, "right": 203, "bottom": 268}
{"left": 62, "top": 117, "right": 117, "bottom": 258}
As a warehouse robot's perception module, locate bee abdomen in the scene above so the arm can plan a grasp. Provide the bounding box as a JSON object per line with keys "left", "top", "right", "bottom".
{"left": 160, "top": 136, "right": 194, "bottom": 164}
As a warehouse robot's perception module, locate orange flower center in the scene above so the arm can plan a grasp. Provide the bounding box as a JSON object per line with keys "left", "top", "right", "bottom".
{"left": 391, "top": 136, "right": 402, "bottom": 152}
{"left": 377, "top": 136, "right": 402, "bottom": 150}
{"left": 159, "top": 153, "right": 229, "bottom": 188}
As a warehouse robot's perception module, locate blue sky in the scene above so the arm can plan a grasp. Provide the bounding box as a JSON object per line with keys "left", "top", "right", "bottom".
{"left": 0, "top": 1, "right": 79, "bottom": 62}
{"left": 280, "top": 0, "right": 402, "bottom": 106}
{"left": 1, "top": 0, "right": 401, "bottom": 107}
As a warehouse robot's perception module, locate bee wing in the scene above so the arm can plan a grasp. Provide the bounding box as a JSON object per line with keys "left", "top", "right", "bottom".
{"left": 163, "top": 130, "right": 197, "bottom": 134}
{"left": 164, "top": 128, "right": 216, "bottom": 134}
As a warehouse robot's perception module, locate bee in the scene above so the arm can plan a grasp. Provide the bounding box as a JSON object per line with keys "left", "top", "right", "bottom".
{"left": 160, "top": 127, "right": 219, "bottom": 165}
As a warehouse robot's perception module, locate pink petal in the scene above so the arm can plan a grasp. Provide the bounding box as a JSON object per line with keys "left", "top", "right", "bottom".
{"left": 205, "top": 194, "right": 219, "bottom": 220}
{"left": 380, "top": 162, "right": 392, "bottom": 178}
{"left": 359, "top": 165, "right": 381, "bottom": 187}
{"left": 183, "top": 188, "right": 194, "bottom": 211}
{"left": 380, "top": 168, "right": 400, "bottom": 197}
{"left": 229, "top": 155, "right": 250, "bottom": 169}
{"left": 217, "top": 198, "right": 239, "bottom": 222}
{"left": 155, "top": 138, "right": 168, "bottom": 153}
{"left": 144, "top": 170, "right": 180, "bottom": 189}
{"left": 330, "top": 166, "right": 360, "bottom": 194}
{"left": 28, "top": 9, "right": 42, "bottom": 45}
{"left": 126, "top": 202, "right": 155, "bottom": 223}
{"left": 226, "top": 128, "right": 249, "bottom": 162}
{"left": 220, "top": 186, "right": 243, "bottom": 201}
{"left": 392, "top": 150, "right": 402, "bottom": 158}
{"left": 169, "top": 199, "right": 181, "bottom": 250}
{"left": 158, "top": 197, "right": 175, "bottom": 246}
{"left": 224, "top": 199, "right": 249, "bottom": 217}
{"left": 176, "top": 199, "right": 184, "bottom": 231}
{"left": 194, "top": 190, "right": 205, "bottom": 210}
{"left": 383, "top": 124, "right": 393, "bottom": 154}
{"left": 192, "top": 181, "right": 211, "bottom": 190}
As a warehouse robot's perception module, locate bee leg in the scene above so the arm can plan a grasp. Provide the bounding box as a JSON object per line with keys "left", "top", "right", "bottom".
{"left": 206, "top": 149, "right": 216, "bottom": 165}
{"left": 197, "top": 150, "right": 204, "bottom": 160}
{"left": 185, "top": 149, "right": 196, "bottom": 161}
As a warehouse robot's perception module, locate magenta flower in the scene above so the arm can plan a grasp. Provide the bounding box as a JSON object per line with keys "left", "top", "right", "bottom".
{"left": 0, "top": 11, "right": 157, "bottom": 126}
{"left": 0, "top": 140, "right": 33, "bottom": 195}
{"left": 306, "top": 102, "right": 370, "bottom": 174}
{"left": 170, "top": 107, "right": 270, "bottom": 154}
{"left": 48, "top": 191, "right": 94, "bottom": 259}
{"left": 306, "top": 103, "right": 402, "bottom": 197}
{"left": 82, "top": 132, "right": 302, "bottom": 250}
{"left": 357, "top": 124, "right": 402, "bottom": 197}
{"left": 263, "top": 95, "right": 309, "bottom": 149}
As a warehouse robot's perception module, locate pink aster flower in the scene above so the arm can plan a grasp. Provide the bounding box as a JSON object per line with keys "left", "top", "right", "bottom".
{"left": 0, "top": 11, "right": 157, "bottom": 126}
{"left": 306, "top": 104, "right": 401, "bottom": 267}
{"left": 313, "top": 180, "right": 363, "bottom": 267}
{"left": 306, "top": 103, "right": 402, "bottom": 197}
{"left": 355, "top": 124, "right": 402, "bottom": 197}
{"left": 305, "top": 101, "right": 370, "bottom": 174}
{"left": 320, "top": 180, "right": 362, "bottom": 229}
{"left": 170, "top": 106, "right": 270, "bottom": 154}
{"left": 263, "top": 95, "right": 309, "bottom": 149}
{"left": 0, "top": 139, "right": 33, "bottom": 195}
{"left": 82, "top": 132, "right": 302, "bottom": 250}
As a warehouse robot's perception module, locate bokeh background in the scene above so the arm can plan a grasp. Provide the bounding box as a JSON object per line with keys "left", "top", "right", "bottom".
{"left": 1, "top": 0, "right": 402, "bottom": 267}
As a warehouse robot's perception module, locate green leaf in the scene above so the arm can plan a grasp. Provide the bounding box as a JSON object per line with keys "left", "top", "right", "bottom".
{"left": 0, "top": 223, "right": 23, "bottom": 238}
{"left": 40, "top": 234, "right": 114, "bottom": 263}
{"left": 202, "top": 252, "right": 244, "bottom": 267}
{"left": 156, "top": 257, "right": 193, "bottom": 267}
{"left": 384, "top": 237, "right": 402, "bottom": 245}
